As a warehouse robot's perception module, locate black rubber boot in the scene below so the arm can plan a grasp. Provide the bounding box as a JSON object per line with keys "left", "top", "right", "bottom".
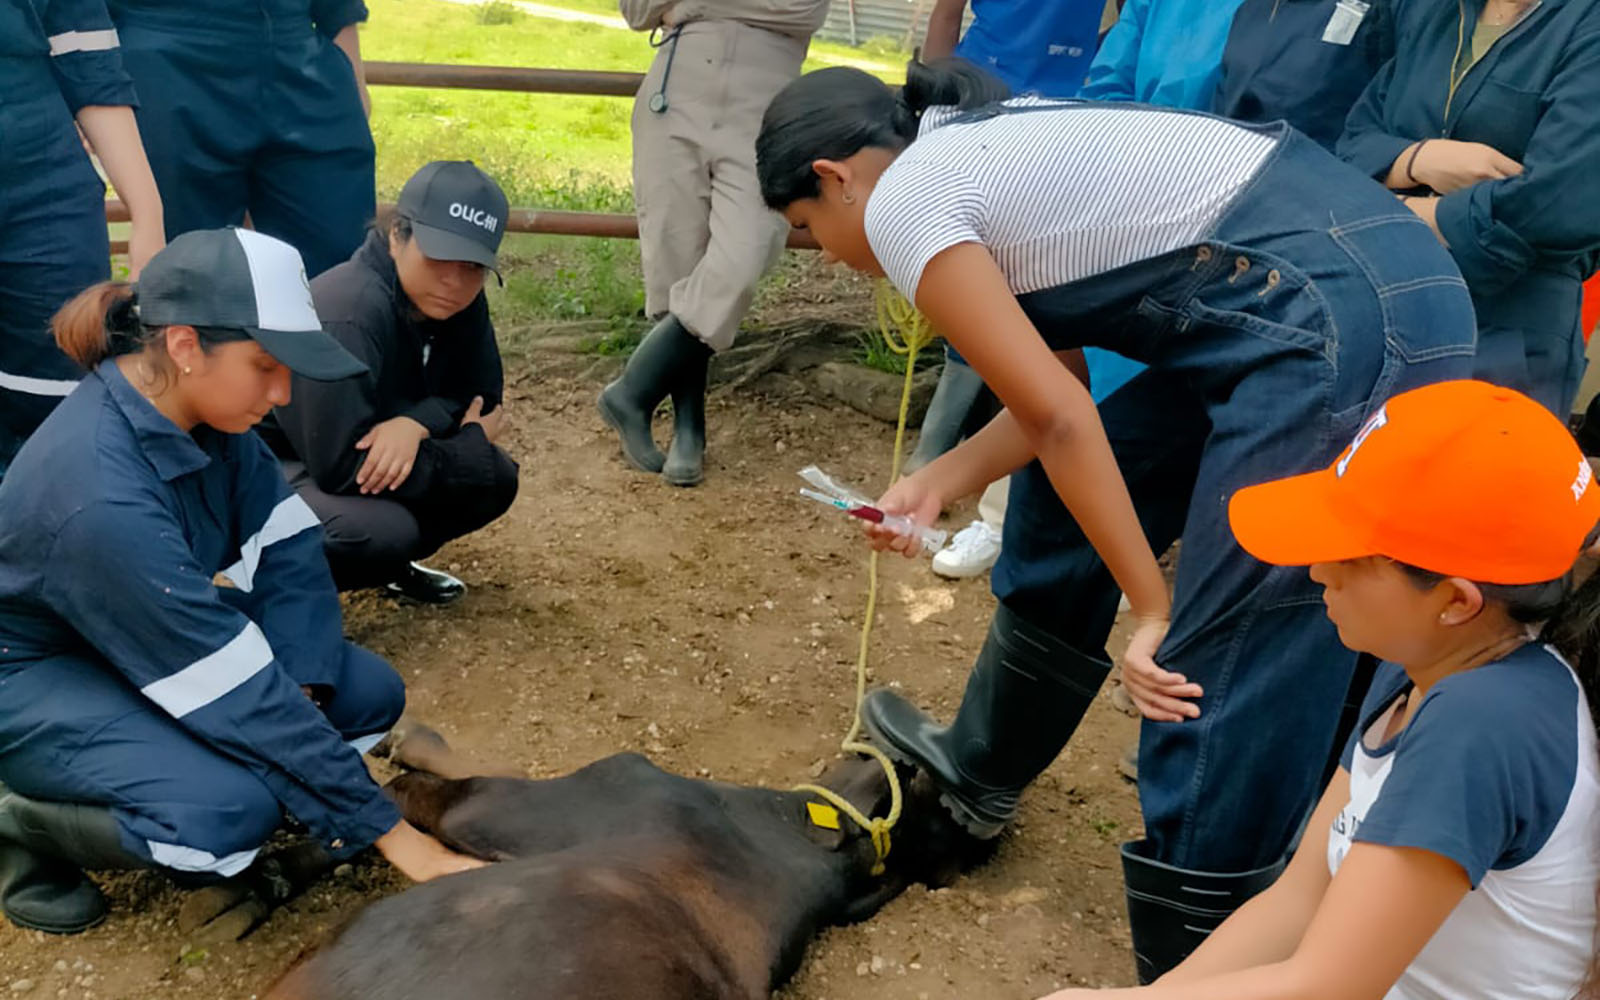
{"left": 661, "top": 336, "right": 712, "bottom": 487}
{"left": 0, "top": 785, "right": 144, "bottom": 934}
{"left": 1121, "top": 839, "right": 1285, "bottom": 983}
{"left": 903, "top": 360, "right": 986, "bottom": 475}
{"left": 861, "top": 601, "right": 1112, "bottom": 838}
{"left": 597, "top": 314, "right": 705, "bottom": 474}
{"left": 385, "top": 561, "right": 466, "bottom": 604}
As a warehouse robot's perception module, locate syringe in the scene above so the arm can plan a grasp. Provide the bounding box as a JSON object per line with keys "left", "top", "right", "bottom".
{"left": 797, "top": 486, "right": 949, "bottom": 554}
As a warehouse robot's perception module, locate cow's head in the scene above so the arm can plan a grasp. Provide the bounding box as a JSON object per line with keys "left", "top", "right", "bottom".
{"left": 806, "top": 755, "right": 995, "bottom": 922}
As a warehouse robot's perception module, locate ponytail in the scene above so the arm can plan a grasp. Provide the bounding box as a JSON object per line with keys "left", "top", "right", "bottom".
{"left": 52, "top": 282, "right": 143, "bottom": 371}
{"left": 756, "top": 58, "right": 1009, "bottom": 209}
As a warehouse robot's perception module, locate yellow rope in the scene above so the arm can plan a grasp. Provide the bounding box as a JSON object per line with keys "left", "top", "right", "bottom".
{"left": 794, "top": 284, "right": 937, "bottom": 875}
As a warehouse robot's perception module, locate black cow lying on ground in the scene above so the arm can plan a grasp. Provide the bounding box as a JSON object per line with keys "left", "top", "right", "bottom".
{"left": 264, "top": 724, "right": 993, "bottom": 1000}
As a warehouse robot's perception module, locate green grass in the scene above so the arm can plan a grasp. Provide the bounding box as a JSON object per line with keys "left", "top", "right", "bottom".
{"left": 361, "top": 0, "right": 903, "bottom": 334}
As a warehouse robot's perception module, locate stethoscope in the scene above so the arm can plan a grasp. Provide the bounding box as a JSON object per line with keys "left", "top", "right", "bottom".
{"left": 647, "top": 25, "right": 683, "bottom": 113}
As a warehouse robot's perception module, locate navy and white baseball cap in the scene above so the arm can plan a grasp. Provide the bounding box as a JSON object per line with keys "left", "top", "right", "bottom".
{"left": 138, "top": 228, "right": 367, "bottom": 381}
{"left": 395, "top": 160, "right": 510, "bottom": 272}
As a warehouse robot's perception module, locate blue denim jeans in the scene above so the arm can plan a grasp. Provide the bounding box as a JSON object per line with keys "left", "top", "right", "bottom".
{"left": 995, "top": 128, "right": 1477, "bottom": 874}
{"left": 0, "top": 61, "right": 110, "bottom": 480}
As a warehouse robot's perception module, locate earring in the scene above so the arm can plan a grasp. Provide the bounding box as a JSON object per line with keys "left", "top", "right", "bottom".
{"left": 842, "top": 190, "right": 856, "bottom": 205}
{"left": 183, "top": 366, "right": 193, "bottom": 375}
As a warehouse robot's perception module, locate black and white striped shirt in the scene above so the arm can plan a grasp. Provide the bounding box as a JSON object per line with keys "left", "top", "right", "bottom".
{"left": 864, "top": 98, "right": 1279, "bottom": 301}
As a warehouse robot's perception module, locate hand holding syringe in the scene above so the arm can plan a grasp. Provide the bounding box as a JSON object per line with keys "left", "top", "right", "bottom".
{"left": 797, "top": 466, "right": 948, "bottom": 555}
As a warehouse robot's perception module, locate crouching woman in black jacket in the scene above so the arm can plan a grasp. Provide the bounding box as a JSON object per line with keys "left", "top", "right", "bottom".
{"left": 262, "top": 161, "right": 519, "bottom": 604}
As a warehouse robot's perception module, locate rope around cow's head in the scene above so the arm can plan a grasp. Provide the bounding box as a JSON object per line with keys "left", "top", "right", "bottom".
{"left": 793, "top": 283, "right": 938, "bottom": 877}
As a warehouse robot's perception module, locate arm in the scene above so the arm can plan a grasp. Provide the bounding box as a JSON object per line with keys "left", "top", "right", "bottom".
{"left": 331, "top": 24, "right": 370, "bottom": 117}
{"left": 273, "top": 319, "right": 392, "bottom": 494}
{"left": 74, "top": 105, "right": 163, "bottom": 278}
{"left": 1335, "top": 54, "right": 1419, "bottom": 183}
{"left": 43, "top": 499, "right": 400, "bottom": 857}
{"left": 1080, "top": 0, "right": 1148, "bottom": 102}
{"left": 39, "top": 0, "right": 163, "bottom": 276}
{"left": 1432, "top": 30, "right": 1600, "bottom": 293}
{"left": 922, "top": 0, "right": 968, "bottom": 61}
{"left": 913, "top": 243, "right": 1168, "bottom": 624}
{"left": 217, "top": 435, "right": 347, "bottom": 691}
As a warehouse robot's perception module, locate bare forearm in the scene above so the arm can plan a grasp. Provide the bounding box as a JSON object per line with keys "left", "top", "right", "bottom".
{"left": 1035, "top": 404, "right": 1168, "bottom": 619}
{"left": 918, "top": 408, "right": 1035, "bottom": 502}
{"left": 1383, "top": 141, "right": 1423, "bottom": 190}
{"left": 75, "top": 105, "right": 161, "bottom": 225}
{"left": 921, "top": 0, "right": 965, "bottom": 59}
{"left": 1159, "top": 885, "right": 1317, "bottom": 983}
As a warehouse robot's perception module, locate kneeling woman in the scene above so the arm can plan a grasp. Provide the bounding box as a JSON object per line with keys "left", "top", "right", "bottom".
{"left": 263, "top": 161, "right": 520, "bottom": 604}
{"left": 1047, "top": 381, "right": 1600, "bottom": 998}
{"left": 757, "top": 62, "right": 1478, "bottom": 977}
{"left": 0, "top": 229, "right": 481, "bottom": 935}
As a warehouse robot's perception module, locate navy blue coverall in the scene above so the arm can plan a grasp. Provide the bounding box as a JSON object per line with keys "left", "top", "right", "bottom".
{"left": 108, "top": 0, "right": 375, "bottom": 278}
{"left": 0, "top": 361, "right": 403, "bottom": 876}
{"left": 0, "top": 0, "right": 129, "bottom": 480}
{"left": 1213, "top": 0, "right": 1393, "bottom": 150}
{"left": 1338, "top": 0, "right": 1600, "bottom": 416}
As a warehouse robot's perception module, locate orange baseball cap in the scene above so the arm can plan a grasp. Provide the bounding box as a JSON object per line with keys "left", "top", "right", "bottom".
{"left": 1229, "top": 381, "right": 1600, "bottom": 584}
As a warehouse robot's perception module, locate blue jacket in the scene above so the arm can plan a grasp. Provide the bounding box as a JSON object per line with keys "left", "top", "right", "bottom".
{"left": 2, "top": 0, "right": 137, "bottom": 111}
{"left": 956, "top": 0, "right": 1105, "bottom": 97}
{"left": 1213, "top": 0, "right": 1393, "bottom": 149}
{"left": 1338, "top": 0, "right": 1600, "bottom": 294}
{"left": 1081, "top": 0, "right": 1248, "bottom": 109}
{"left": 0, "top": 362, "right": 400, "bottom": 857}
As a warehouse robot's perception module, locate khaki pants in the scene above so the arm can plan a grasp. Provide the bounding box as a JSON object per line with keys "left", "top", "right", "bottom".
{"left": 631, "top": 20, "right": 804, "bottom": 351}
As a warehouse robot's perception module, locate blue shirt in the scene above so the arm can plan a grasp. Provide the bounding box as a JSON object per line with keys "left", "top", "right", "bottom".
{"left": 0, "top": 361, "right": 399, "bottom": 857}
{"left": 956, "top": 0, "right": 1105, "bottom": 98}
{"left": 1081, "top": 0, "right": 1247, "bottom": 110}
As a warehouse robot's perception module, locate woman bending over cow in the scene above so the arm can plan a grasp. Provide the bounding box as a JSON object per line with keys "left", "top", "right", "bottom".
{"left": 0, "top": 229, "right": 481, "bottom": 936}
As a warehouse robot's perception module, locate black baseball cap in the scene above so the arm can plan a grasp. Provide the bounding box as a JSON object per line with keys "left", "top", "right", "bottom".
{"left": 395, "top": 161, "right": 510, "bottom": 274}
{"left": 137, "top": 228, "right": 367, "bottom": 381}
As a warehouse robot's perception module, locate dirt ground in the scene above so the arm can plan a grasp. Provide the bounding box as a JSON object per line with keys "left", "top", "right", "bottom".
{"left": 0, "top": 333, "right": 1146, "bottom": 999}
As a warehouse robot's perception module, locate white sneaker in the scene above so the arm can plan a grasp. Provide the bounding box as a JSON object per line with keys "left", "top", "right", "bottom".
{"left": 931, "top": 520, "right": 1002, "bottom": 579}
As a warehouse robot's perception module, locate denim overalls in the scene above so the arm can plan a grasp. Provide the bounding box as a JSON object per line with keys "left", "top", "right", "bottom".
{"left": 983, "top": 110, "right": 1478, "bottom": 874}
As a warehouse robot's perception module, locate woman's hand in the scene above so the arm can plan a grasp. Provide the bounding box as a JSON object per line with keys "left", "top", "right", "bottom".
{"left": 867, "top": 471, "right": 944, "bottom": 558}
{"left": 354, "top": 416, "right": 428, "bottom": 494}
{"left": 459, "top": 395, "right": 508, "bottom": 444}
{"left": 1411, "top": 139, "right": 1522, "bottom": 195}
{"left": 1121, "top": 615, "right": 1202, "bottom": 722}
{"left": 375, "top": 820, "right": 487, "bottom": 882}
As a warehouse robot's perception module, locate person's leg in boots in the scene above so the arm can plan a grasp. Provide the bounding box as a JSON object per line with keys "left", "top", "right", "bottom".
{"left": 0, "top": 656, "right": 283, "bottom": 933}
{"left": 655, "top": 147, "right": 789, "bottom": 486}
{"left": 863, "top": 369, "right": 1209, "bottom": 835}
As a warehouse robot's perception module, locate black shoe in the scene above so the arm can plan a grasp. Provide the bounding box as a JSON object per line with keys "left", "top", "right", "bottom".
{"left": 0, "top": 786, "right": 143, "bottom": 934}
{"left": 1121, "top": 839, "right": 1284, "bottom": 983}
{"left": 385, "top": 562, "right": 466, "bottom": 604}
{"left": 861, "top": 602, "right": 1112, "bottom": 838}
{"left": 598, "top": 314, "right": 708, "bottom": 475}
{"left": 903, "top": 361, "right": 986, "bottom": 475}
{"left": 662, "top": 336, "right": 712, "bottom": 487}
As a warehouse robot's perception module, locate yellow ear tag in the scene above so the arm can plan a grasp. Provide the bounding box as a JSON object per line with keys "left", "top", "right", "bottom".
{"left": 807, "top": 802, "right": 842, "bottom": 830}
